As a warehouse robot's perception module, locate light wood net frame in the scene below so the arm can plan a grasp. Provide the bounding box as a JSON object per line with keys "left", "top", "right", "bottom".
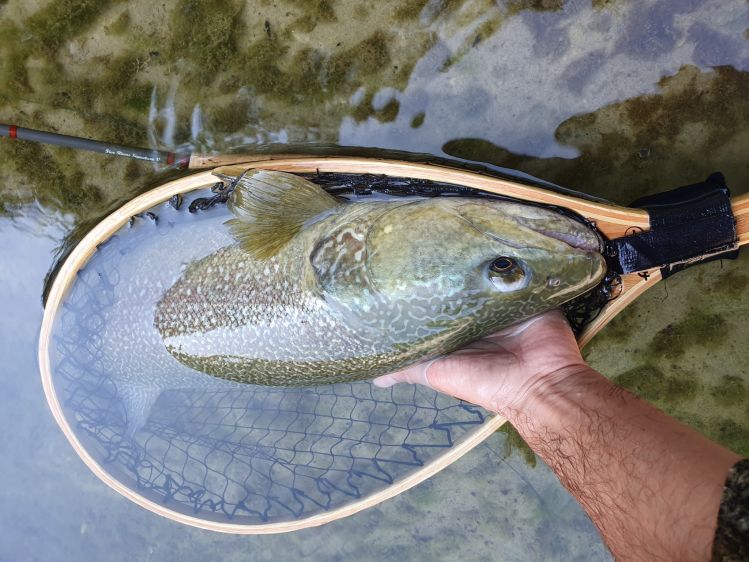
{"left": 39, "top": 157, "right": 749, "bottom": 533}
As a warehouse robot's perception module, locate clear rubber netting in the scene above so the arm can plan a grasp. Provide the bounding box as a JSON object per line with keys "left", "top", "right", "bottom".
{"left": 47, "top": 176, "right": 611, "bottom": 527}
{"left": 47, "top": 186, "right": 492, "bottom": 527}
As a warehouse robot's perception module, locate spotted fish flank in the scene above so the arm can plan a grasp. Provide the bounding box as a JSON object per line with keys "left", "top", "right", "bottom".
{"left": 153, "top": 170, "right": 606, "bottom": 387}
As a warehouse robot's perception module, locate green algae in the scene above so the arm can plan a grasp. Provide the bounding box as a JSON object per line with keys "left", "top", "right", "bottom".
{"left": 230, "top": 37, "right": 289, "bottom": 96}
{"left": 497, "top": 423, "right": 537, "bottom": 468}
{"left": 614, "top": 365, "right": 700, "bottom": 404}
{"left": 410, "top": 111, "right": 426, "bottom": 128}
{"left": 230, "top": 31, "right": 391, "bottom": 106}
{"left": 677, "top": 413, "right": 749, "bottom": 457}
{"left": 89, "top": 112, "right": 148, "bottom": 146}
{"left": 169, "top": 0, "right": 241, "bottom": 78}
{"left": 506, "top": 0, "right": 564, "bottom": 14}
{"left": 592, "top": 0, "right": 619, "bottom": 9}
{"left": 0, "top": 139, "right": 101, "bottom": 214}
{"left": 710, "top": 375, "right": 747, "bottom": 408}
{"left": 442, "top": 65, "right": 749, "bottom": 204}
{"left": 375, "top": 99, "right": 400, "bottom": 123}
{"left": 287, "top": 0, "right": 337, "bottom": 32}
{"left": 716, "top": 269, "right": 749, "bottom": 298}
{"left": 0, "top": 44, "right": 32, "bottom": 98}
{"left": 336, "top": 31, "right": 391, "bottom": 82}
{"left": 0, "top": 23, "right": 32, "bottom": 97}
{"left": 440, "top": 15, "right": 503, "bottom": 71}
{"left": 31, "top": 54, "right": 151, "bottom": 146}
{"left": 123, "top": 160, "right": 142, "bottom": 183}
{"left": 349, "top": 91, "right": 402, "bottom": 124}
{"left": 351, "top": 91, "right": 377, "bottom": 122}
{"left": 100, "top": 55, "right": 147, "bottom": 96}
{"left": 393, "top": 0, "right": 430, "bottom": 21}
{"left": 648, "top": 310, "right": 727, "bottom": 360}
{"left": 105, "top": 11, "right": 131, "bottom": 36}
{"left": 713, "top": 418, "right": 749, "bottom": 456}
{"left": 208, "top": 98, "right": 251, "bottom": 134}
{"left": 27, "top": 0, "right": 122, "bottom": 54}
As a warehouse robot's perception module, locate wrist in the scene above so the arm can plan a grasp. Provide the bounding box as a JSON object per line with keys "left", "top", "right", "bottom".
{"left": 495, "top": 363, "right": 599, "bottom": 422}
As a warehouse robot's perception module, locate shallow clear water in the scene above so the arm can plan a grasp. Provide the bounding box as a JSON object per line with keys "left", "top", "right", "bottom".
{"left": 1, "top": 0, "right": 748, "bottom": 560}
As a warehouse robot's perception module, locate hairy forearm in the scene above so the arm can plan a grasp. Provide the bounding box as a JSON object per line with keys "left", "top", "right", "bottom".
{"left": 502, "top": 366, "right": 741, "bottom": 561}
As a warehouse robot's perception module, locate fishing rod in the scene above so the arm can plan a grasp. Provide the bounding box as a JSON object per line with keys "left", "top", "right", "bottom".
{"left": 0, "top": 123, "right": 191, "bottom": 168}
{"left": 0, "top": 123, "right": 319, "bottom": 171}
{"left": 0, "top": 123, "right": 605, "bottom": 200}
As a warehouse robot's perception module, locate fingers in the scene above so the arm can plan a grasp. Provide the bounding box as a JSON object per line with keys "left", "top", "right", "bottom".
{"left": 372, "top": 358, "right": 438, "bottom": 388}
{"left": 371, "top": 309, "right": 580, "bottom": 413}
{"left": 373, "top": 355, "right": 510, "bottom": 413}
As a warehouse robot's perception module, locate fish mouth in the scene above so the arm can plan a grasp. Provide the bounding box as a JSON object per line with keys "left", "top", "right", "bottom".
{"left": 535, "top": 224, "right": 603, "bottom": 253}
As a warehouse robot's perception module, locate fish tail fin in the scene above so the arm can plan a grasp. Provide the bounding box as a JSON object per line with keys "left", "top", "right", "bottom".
{"left": 118, "top": 384, "right": 162, "bottom": 440}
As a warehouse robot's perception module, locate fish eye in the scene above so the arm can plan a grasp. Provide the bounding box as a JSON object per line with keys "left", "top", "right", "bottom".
{"left": 487, "top": 257, "right": 528, "bottom": 293}
{"left": 490, "top": 257, "right": 515, "bottom": 274}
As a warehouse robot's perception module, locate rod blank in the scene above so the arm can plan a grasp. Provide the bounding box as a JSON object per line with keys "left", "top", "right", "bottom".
{"left": 0, "top": 123, "right": 190, "bottom": 167}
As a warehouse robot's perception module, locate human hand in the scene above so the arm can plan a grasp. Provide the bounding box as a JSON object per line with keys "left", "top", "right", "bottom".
{"left": 373, "top": 309, "right": 587, "bottom": 416}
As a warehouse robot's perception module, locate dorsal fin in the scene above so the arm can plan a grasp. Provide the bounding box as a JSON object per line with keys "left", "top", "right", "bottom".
{"left": 225, "top": 170, "right": 342, "bottom": 260}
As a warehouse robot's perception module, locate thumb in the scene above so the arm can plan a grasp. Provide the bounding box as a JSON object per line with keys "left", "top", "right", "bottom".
{"left": 373, "top": 354, "right": 512, "bottom": 413}
{"left": 372, "top": 357, "right": 440, "bottom": 389}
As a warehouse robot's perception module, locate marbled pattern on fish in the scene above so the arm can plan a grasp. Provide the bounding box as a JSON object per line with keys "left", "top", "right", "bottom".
{"left": 151, "top": 171, "right": 606, "bottom": 386}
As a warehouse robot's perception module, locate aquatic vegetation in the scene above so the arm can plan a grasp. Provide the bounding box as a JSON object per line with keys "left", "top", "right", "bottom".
{"left": 393, "top": 0, "right": 431, "bottom": 22}
{"left": 26, "top": 0, "right": 121, "bottom": 54}
{"left": 0, "top": 137, "right": 100, "bottom": 214}
{"left": 352, "top": 94, "right": 400, "bottom": 123}
{"left": 584, "top": 249, "right": 749, "bottom": 460}
{"left": 105, "top": 10, "right": 130, "bottom": 36}
{"left": 676, "top": 413, "right": 749, "bottom": 457}
{"left": 712, "top": 418, "right": 749, "bottom": 456}
{"left": 287, "top": 0, "right": 337, "bottom": 32}
{"left": 376, "top": 99, "right": 400, "bottom": 122}
{"left": 169, "top": 0, "right": 241, "bottom": 78}
{"left": 207, "top": 97, "right": 252, "bottom": 134}
{"left": 715, "top": 268, "right": 749, "bottom": 298}
{"left": 497, "top": 424, "right": 537, "bottom": 468}
{"left": 506, "top": 0, "right": 564, "bottom": 15}
{"left": 444, "top": 65, "right": 749, "bottom": 204}
{"left": 0, "top": 24, "right": 31, "bottom": 97}
{"left": 228, "top": 30, "right": 396, "bottom": 108}
{"left": 710, "top": 376, "right": 747, "bottom": 408}
{"left": 440, "top": 15, "right": 504, "bottom": 72}
{"left": 613, "top": 365, "right": 700, "bottom": 404}
{"left": 648, "top": 310, "right": 727, "bottom": 360}
{"left": 410, "top": 112, "right": 425, "bottom": 128}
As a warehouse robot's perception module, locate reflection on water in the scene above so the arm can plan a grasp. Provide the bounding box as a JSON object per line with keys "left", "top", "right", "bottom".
{"left": 0, "top": 0, "right": 748, "bottom": 560}
{"left": 444, "top": 65, "right": 749, "bottom": 203}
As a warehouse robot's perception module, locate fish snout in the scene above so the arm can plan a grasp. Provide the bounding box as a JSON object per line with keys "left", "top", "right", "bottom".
{"left": 545, "top": 250, "right": 606, "bottom": 300}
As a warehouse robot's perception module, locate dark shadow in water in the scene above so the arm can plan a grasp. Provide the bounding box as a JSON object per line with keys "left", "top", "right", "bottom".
{"left": 443, "top": 65, "right": 749, "bottom": 204}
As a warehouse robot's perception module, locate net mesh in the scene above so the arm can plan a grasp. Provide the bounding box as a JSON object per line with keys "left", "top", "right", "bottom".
{"left": 47, "top": 174, "right": 611, "bottom": 526}
{"left": 50, "top": 240, "right": 487, "bottom": 525}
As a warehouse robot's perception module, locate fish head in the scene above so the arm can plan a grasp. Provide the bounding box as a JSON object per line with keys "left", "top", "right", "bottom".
{"left": 345, "top": 197, "right": 607, "bottom": 335}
